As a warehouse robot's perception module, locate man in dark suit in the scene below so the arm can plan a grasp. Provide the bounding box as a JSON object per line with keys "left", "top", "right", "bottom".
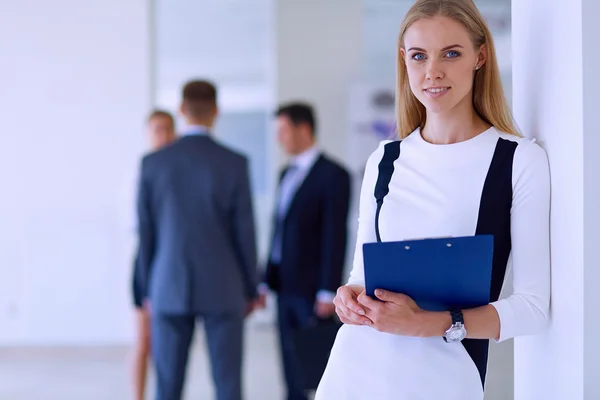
{"left": 262, "top": 103, "right": 351, "bottom": 400}
{"left": 136, "top": 80, "right": 262, "bottom": 400}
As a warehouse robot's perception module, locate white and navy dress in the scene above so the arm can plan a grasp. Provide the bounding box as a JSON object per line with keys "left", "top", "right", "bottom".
{"left": 315, "top": 127, "right": 550, "bottom": 400}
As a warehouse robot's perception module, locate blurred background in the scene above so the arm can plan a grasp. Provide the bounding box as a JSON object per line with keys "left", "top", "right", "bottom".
{"left": 0, "top": 0, "right": 513, "bottom": 399}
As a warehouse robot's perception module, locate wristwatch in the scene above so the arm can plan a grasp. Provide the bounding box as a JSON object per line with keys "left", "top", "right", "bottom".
{"left": 443, "top": 309, "right": 467, "bottom": 343}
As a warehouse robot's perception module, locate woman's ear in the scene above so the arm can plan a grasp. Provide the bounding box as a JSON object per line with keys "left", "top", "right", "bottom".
{"left": 400, "top": 47, "right": 407, "bottom": 64}
{"left": 477, "top": 44, "right": 488, "bottom": 69}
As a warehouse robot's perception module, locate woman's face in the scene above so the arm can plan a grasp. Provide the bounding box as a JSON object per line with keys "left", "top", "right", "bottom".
{"left": 148, "top": 116, "right": 175, "bottom": 150}
{"left": 401, "top": 16, "right": 486, "bottom": 115}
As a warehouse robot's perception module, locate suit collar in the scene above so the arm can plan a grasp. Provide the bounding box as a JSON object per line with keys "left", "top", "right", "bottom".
{"left": 181, "top": 124, "right": 210, "bottom": 136}
{"left": 289, "top": 145, "right": 320, "bottom": 171}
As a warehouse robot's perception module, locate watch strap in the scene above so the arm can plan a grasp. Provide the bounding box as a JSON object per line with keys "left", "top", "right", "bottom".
{"left": 449, "top": 309, "right": 464, "bottom": 325}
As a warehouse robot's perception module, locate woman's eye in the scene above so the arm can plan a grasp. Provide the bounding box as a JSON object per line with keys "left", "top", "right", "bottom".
{"left": 411, "top": 53, "right": 426, "bottom": 61}
{"left": 445, "top": 51, "right": 460, "bottom": 58}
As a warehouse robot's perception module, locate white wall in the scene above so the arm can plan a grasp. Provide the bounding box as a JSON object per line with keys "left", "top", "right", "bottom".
{"left": 512, "top": 0, "right": 600, "bottom": 398}
{"left": 153, "top": 0, "right": 273, "bottom": 110}
{"left": 0, "top": 0, "right": 151, "bottom": 345}
{"left": 275, "top": 0, "right": 363, "bottom": 164}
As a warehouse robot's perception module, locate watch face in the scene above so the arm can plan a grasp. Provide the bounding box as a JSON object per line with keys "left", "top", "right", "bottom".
{"left": 445, "top": 324, "right": 467, "bottom": 343}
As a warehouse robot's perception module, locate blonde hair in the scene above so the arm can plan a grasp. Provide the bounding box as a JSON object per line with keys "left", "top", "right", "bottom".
{"left": 396, "top": 0, "right": 520, "bottom": 138}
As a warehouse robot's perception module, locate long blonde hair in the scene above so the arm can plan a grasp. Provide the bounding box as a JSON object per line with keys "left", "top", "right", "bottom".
{"left": 396, "top": 0, "right": 519, "bottom": 138}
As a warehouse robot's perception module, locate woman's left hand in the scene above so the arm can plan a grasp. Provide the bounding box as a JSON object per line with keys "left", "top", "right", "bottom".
{"left": 357, "top": 289, "right": 424, "bottom": 336}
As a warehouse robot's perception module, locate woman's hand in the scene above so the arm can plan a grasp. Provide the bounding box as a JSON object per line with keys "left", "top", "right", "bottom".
{"left": 333, "top": 285, "right": 373, "bottom": 326}
{"left": 357, "top": 289, "right": 425, "bottom": 336}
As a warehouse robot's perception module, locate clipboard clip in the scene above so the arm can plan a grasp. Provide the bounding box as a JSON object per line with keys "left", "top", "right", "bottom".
{"left": 403, "top": 236, "right": 454, "bottom": 250}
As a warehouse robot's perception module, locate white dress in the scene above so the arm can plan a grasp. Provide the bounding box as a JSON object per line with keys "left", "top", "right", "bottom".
{"left": 315, "top": 127, "right": 550, "bottom": 400}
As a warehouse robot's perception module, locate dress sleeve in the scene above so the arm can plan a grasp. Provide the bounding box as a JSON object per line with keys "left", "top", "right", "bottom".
{"left": 347, "top": 141, "right": 389, "bottom": 286}
{"left": 490, "top": 141, "right": 551, "bottom": 342}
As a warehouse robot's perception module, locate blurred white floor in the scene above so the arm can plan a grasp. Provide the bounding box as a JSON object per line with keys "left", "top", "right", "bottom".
{"left": 0, "top": 321, "right": 512, "bottom": 400}
{"left": 0, "top": 324, "right": 285, "bottom": 400}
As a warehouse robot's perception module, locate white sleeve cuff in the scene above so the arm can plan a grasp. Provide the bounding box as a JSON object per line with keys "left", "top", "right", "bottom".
{"left": 490, "top": 299, "right": 514, "bottom": 343}
{"left": 258, "top": 283, "right": 269, "bottom": 295}
{"left": 316, "top": 290, "right": 336, "bottom": 303}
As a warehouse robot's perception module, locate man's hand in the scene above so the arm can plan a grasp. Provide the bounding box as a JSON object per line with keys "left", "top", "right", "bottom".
{"left": 254, "top": 293, "right": 267, "bottom": 310}
{"left": 143, "top": 298, "right": 151, "bottom": 315}
{"left": 315, "top": 300, "right": 336, "bottom": 319}
{"left": 245, "top": 294, "right": 267, "bottom": 317}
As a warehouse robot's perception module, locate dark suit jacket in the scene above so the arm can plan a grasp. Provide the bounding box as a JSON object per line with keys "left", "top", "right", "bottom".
{"left": 265, "top": 154, "right": 351, "bottom": 300}
{"left": 136, "top": 134, "right": 258, "bottom": 315}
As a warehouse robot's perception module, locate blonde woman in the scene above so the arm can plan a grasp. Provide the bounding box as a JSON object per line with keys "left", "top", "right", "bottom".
{"left": 316, "top": 0, "right": 550, "bottom": 399}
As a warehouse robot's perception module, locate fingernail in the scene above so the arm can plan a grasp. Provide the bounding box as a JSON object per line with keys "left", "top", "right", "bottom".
{"left": 357, "top": 309, "right": 365, "bottom": 315}
{"left": 376, "top": 289, "right": 384, "bottom": 296}
{"left": 364, "top": 320, "right": 371, "bottom": 326}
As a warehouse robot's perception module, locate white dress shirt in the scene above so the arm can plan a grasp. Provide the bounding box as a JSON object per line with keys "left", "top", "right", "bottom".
{"left": 276, "top": 145, "right": 320, "bottom": 217}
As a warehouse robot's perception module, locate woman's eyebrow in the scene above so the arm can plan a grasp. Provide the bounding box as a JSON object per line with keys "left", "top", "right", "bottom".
{"left": 406, "top": 44, "right": 464, "bottom": 52}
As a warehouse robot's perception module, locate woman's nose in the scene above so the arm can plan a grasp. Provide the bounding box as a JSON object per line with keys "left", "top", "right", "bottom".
{"left": 425, "top": 60, "right": 444, "bottom": 81}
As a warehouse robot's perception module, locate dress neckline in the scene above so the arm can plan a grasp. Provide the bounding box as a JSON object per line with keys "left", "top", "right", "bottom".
{"left": 412, "top": 126, "right": 496, "bottom": 150}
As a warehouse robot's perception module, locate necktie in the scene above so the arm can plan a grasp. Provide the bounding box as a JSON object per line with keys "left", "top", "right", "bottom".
{"left": 270, "top": 165, "right": 300, "bottom": 264}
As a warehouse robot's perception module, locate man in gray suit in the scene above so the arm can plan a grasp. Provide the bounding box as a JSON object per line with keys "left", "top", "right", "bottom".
{"left": 136, "top": 80, "right": 262, "bottom": 400}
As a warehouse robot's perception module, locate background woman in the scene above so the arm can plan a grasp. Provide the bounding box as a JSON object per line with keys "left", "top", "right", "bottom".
{"left": 131, "top": 110, "right": 176, "bottom": 400}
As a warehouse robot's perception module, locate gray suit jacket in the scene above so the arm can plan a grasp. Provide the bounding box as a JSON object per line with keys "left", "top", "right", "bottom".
{"left": 136, "top": 134, "right": 258, "bottom": 315}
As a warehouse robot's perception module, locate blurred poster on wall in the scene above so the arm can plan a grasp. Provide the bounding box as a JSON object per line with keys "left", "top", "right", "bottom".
{"left": 347, "top": 82, "right": 396, "bottom": 180}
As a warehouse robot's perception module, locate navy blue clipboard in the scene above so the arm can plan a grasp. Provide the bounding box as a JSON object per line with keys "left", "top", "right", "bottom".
{"left": 363, "top": 235, "right": 494, "bottom": 311}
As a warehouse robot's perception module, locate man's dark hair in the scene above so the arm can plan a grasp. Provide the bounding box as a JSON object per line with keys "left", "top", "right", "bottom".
{"left": 147, "top": 109, "right": 174, "bottom": 123}
{"left": 182, "top": 80, "right": 217, "bottom": 119}
{"left": 275, "top": 102, "right": 317, "bottom": 136}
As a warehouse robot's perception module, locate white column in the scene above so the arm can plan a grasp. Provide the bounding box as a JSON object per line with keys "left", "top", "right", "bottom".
{"left": 512, "top": 0, "right": 600, "bottom": 398}
{"left": 582, "top": 1, "right": 600, "bottom": 398}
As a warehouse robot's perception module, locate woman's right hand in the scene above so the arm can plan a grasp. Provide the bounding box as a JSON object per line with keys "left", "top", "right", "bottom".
{"left": 334, "top": 285, "right": 372, "bottom": 326}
